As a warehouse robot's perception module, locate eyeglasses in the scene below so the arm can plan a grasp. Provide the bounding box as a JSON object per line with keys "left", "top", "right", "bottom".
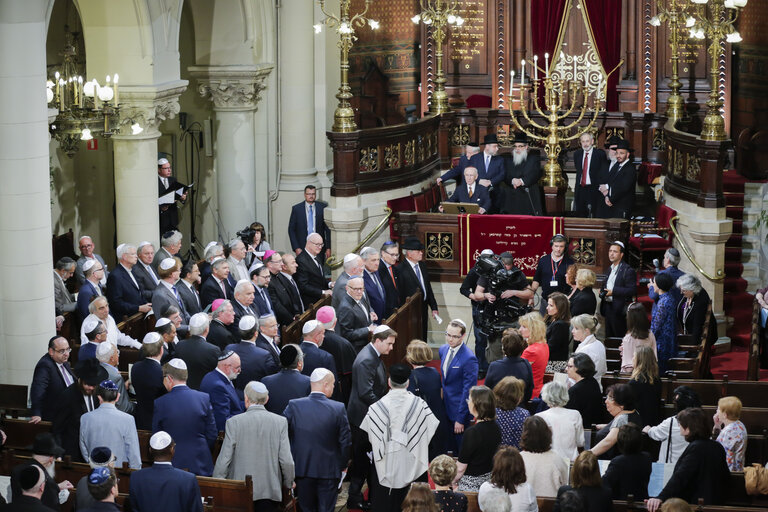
{"left": 309, "top": 241, "right": 323, "bottom": 246}
{"left": 445, "top": 332, "right": 462, "bottom": 340}
{"left": 383, "top": 251, "right": 399, "bottom": 257}
{"left": 54, "top": 348, "right": 72, "bottom": 354}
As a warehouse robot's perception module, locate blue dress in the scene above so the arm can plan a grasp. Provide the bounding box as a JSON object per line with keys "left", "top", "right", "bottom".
{"left": 408, "top": 366, "right": 451, "bottom": 457}
{"left": 651, "top": 293, "right": 677, "bottom": 374}
{"left": 495, "top": 406, "right": 530, "bottom": 448}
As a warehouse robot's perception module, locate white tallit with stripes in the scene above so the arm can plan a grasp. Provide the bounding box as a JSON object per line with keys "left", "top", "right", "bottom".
{"left": 360, "top": 388, "right": 440, "bottom": 489}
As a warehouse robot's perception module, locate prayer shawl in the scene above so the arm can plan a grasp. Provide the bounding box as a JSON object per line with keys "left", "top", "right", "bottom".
{"left": 360, "top": 389, "right": 439, "bottom": 488}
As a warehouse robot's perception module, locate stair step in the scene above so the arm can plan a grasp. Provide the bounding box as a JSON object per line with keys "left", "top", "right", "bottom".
{"left": 726, "top": 331, "right": 751, "bottom": 348}
{"left": 724, "top": 277, "right": 748, "bottom": 294}
{"left": 726, "top": 206, "right": 744, "bottom": 220}
{"left": 732, "top": 220, "right": 743, "bottom": 234}
{"left": 725, "top": 247, "right": 742, "bottom": 260}
{"left": 726, "top": 233, "right": 743, "bottom": 246}
{"left": 724, "top": 192, "right": 745, "bottom": 207}
{"left": 724, "top": 262, "right": 743, "bottom": 277}
{"left": 722, "top": 170, "right": 747, "bottom": 193}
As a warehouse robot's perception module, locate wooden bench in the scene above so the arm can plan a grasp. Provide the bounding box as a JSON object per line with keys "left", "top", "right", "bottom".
{"left": 0, "top": 384, "right": 30, "bottom": 418}
{"left": 2, "top": 418, "right": 53, "bottom": 454}
{"left": 281, "top": 295, "right": 332, "bottom": 346}
{"left": 660, "top": 404, "right": 768, "bottom": 436}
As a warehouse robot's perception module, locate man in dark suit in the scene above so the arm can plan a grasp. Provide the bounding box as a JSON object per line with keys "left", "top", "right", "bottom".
{"left": 436, "top": 141, "right": 480, "bottom": 186}
{"left": 251, "top": 265, "right": 276, "bottom": 317}
{"left": 285, "top": 368, "right": 351, "bottom": 512}
{"left": 598, "top": 140, "right": 636, "bottom": 219}
{"left": 177, "top": 261, "right": 203, "bottom": 315}
{"left": 199, "top": 258, "right": 233, "bottom": 309}
{"left": 255, "top": 313, "right": 283, "bottom": 368}
{"left": 131, "top": 333, "right": 167, "bottom": 430}
{"left": 30, "top": 336, "right": 75, "bottom": 423}
{"left": 295, "top": 233, "right": 332, "bottom": 307}
{"left": 441, "top": 166, "right": 491, "bottom": 213}
{"left": 153, "top": 359, "right": 218, "bottom": 476}
{"left": 396, "top": 237, "right": 439, "bottom": 340}
{"left": 7, "top": 465, "right": 55, "bottom": 512}
{"left": 573, "top": 132, "right": 609, "bottom": 217}
{"left": 600, "top": 241, "right": 637, "bottom": 338}
{"left": 9, "top": 433, "right": 71, "bottom": 511}
{"left": 361, "top": 247, "right": 387, "bottom": 322}
{"left": 128, "top": 431, "right": 204, "bottom": 512}
{"left": 299, "top": 320, "right": 337, "bottom": 379}
{"left": 262, "top": 344, "right": 311, "bottom": 415}
{"left": 439, "top": 319, "right": 479, "bottom": 453}
{"left": 158, "top": 158, "right": 187, "bottom": 235}
{"left": 468, "top": 133, "right": 506, "bottom": 212}
{"left": 337, "top": 277, "right": 376, "bottom": 351}
{"left": 76, "top": 260, "right": 104, "bottom": 321}
{"left": 174, "top": 313, "right": 221, "bottom": 390}
{"left": 269, "top": 253, "right": 305, "bottom": 326}
{"left": 106, "top": 244, "right": 152, "bottom": 321}
{"left": 134, "top": 242, "right": 161, "bottom": 301}
{"left": 227, "top": 315, "right": 279, "bottom": 400}
{"left": 288, "top": 184, "right": 331, "bottom": 256}
{"left": 199, "top": 351, "right": 245, "bottom": 431}
{"left": 52, "top": 358, "right": 107, "bottom": 462}
{"left": 316, "top": 305, "right": 357, "bottom": 404}
{"left": 346, "top": 326, "right": 396, "bottom": 510}
{"left": 378, "top": 241, "right": 402, "bottom": 318}
{"left": 208, "top": 300, "right": 238, "bottom": 350}
{"left": 232, "top": 279, "right": 259, "bottom": 327}
{"left": 500, "top": 132, "right": 542, "bottom": 215}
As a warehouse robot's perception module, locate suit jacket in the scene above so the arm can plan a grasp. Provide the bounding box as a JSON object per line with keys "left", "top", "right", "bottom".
{"left": 483, "top": 356, "right": 533, "bottom": 403}
{"left": 228, "top": 340, "right": 280, "bottom": 399}
{"left": 378, "top": 263, "right": 401, "bottom": 318}
{"left": 253, "top": 284, "right": 275, "bottom": 317}
{"left": 226, "top": 256, "right": 249, "bottom": 284}
{"left": 285, "top": 393, "right": 351, "bottom": 478}
{"left": 177, "top": 279, "right": 203, "bottom": 315}
{"left": 174, "top": 335, "right": 221, "bottom": 390}
{"left": 151, "top": 247, "right": 175, "bottom": 273}
{"left": 336, "top": 292, "right": 372, "bottom": 350}
{"left": 208, "top": 320, "right": 238, "bottom": 351}
{"left": 133, "top": 262, "right": 160, "bottom": 302}
{"left": 231, "top": 299, "right": 259, "bottom": 331}
{"left": 153, "top": 385, "right": 218, "bottom": 476}
{"left": 439, "top": 343, "right": 478, "bottom": 425}
{"left": 331, "top": 271, "right": 371, "bottom": 311}
{"left": 570, "top": 287, "right": 598, "bottom": 317}
{"left": 347, "top": 343, "right": 387, "bottom": 427}
{"left": 54, "top": 271, "right": 76, "bottom": 314}
{"left": 131, "top": 357, "right": 166, "bottom": 430}
{"left": 573, "top": 148, "right": 608, "bottom": 216}
{"left": 602, "top": 451, "right": 651, "bottom": 500}
{"left": 657, "top": 439, "right": 729, "bottom": 504}
{"left": 2, "top": 494, "right": 56, "bottom": 512}
{"left": 213, "top": 405, "right": 295, "bottom": 501}
{"left": 321, "top": 330, "right": 357, "bottom": 376}
{"left": 255, "top": 333, "right": 282, "bottom": 368}
{"left": 52, "top": 383, "right": 93, "bottom": 462}
{"left": 101, "top": 362, "right": 135, "bottom": 415}
{"left": 601, "top": 160, "right": 637, "bottom": 219}
{"left": 128, "top": 462, "right": 203, "bottom": 512}
{"left": 199, "top": 276, "right": 234, "bottom": 309}
{"left": 262, "top": 369, "right": 311, "bottom": 416}
{"left": 599, "top": 261, "right": 637, "bottom": 318}
{"left": 158, "top": 176, "right": 181, "bottom": 234}
{"left": 468, "top": 151, "right": 505, "bottom": 186}
{"left": 30, "top": 354, "right": 74, "bottom": 420}
{"left": 295, "top": 250, "right": 329, "bottom": 306}
{"left": 397, "top": 259, "right": 438, "bottom": 310}
{"left": 269, "top": 273, "right": 304, "bottom": 325}
{"left": 76, "top": 254, "right": 108, "bottom": 285}
{"left": 447, "top": 182, "right": 491, "bottom": 212}
{"left": 439, "top": 154, "right": 472, "bottom": 184}
{"left": 106, "top": 264, "right": 146, "bottom": 320}
{"left": 288, "top": 200, "right": 331, "bottom": 252}
{"left": 200, "top": 369, "right": 245, "bottom": 432}
{"left": 363, "top": 269, "right": 387, "bottom": 322}
{"left": 9, "top": 459, "right": 60, "bottom": 511}
{"left": 152, "top": 282, "right": 189, "bottom": 323}
{"left": 79, "top": 402, "right": 141, "bottom": 468}
{"left": 299, "top": 341, "right": 337, "bottom": 379}
{"left": 76, "top": 280, "right": 102, "bottom": 321}
{"left": 501, "top": 153, "right": 543, "bottom": 215}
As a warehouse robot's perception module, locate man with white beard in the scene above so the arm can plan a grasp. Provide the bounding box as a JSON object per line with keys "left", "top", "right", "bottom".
{"left": 501, "top": 132, "right": 542, "bottom": 215}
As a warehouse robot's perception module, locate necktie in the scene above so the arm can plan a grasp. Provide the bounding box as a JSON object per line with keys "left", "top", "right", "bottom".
{"left": 468, "top": 185, "right": 474, "bottom": 198}
{"left": 388, "top": 266, "right": 397, "bottom": 289}
{"left": 581, "top": 152, "right": 589, "bottom": 186}
{"left": 290, "top": 278, "right": 305, "bottom": 310}
{"left": 148, "top": 265, "right": 159, "bottom": 285}
{"left": 413, "top": 264, "right": 426, "bottom": 295}
{"left": 261, "top": 288, "right": 273, "bottom": 314}
{"left": 219, "top": 279, "right": 227, "bottom": 298}
{"left": 192, "top": 285, "right": 201, "bottom": 307}
{"left": 60, "top": 365, "right": 73, "bottom": 387}
{"left": 372, "top": 272, "right": 384, "bottom": 297}
{"left": 609, "top": 162, "right": 619, "bottom": 177}
{"left": 443, "top": 348, "right": 456, "bottom": 375}
{"left": 163, "top": 177, "right": 169, "bottom": 189}
{"left": 484, "top": 155, "right": 490, "bottom": 170}
{"left": 172, "top": 286, "right": 184, "bottom": 309}
{"left": 87, "top": 395, "right": 94, "bottom": 412}
{"left": 307, "top": 204, "right": 314, "bottom": 235}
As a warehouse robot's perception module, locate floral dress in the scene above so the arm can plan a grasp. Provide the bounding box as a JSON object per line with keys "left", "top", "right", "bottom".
{"left": 496, "top": 406, "right": 530, "bottom": 448}
{"left": 717, "top": 420, "right": 747, "bottom": 471}
{"left": 651, "top": 292, "right": 677, "bottom": 374}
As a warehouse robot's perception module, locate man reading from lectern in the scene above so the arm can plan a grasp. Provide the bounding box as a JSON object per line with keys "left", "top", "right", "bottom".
{"left": 439, "top": 167, "right": 490, "bottom": 214}
{"left": 500, "top": 133, "right": 542, "bottom": 216}
{"left": 158, "top": 158, "right": 188, "bottom": 234}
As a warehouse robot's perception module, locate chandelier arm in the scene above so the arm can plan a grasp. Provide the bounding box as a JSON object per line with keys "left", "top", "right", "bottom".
{"left": 560, "top": 105, "right": 602, "bottom": 142}
{"left": 509, "top": 113, "right": 543, "bottom": 142}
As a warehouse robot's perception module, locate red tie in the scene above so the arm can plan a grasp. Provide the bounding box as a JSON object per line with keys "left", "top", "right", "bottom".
{"left": 581, "top": 152, "right": 589, "bottom": 187}
{"left": 388, "top": 266, "right": 397, "bottom": 289}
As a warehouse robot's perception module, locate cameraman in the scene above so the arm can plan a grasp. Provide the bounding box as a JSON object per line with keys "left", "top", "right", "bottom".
{"left": 461, "top": 249, "right": 495, "bottom": 378}
{"left": 647, "top": 248, "right": 683, "bottom": 306}
{"left": 529, "top": 234, "right": 574, "bottom": 315}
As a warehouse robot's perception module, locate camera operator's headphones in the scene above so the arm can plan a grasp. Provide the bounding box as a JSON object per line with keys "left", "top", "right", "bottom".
{"left": 550, "top": 233, "right": 569, "bottom": 247}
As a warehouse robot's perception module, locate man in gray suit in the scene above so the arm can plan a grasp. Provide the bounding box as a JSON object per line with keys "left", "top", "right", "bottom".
{"left": 227, "top": 239, "right": 250, "bottom": 284}
{"left": 331, "top": 253, "right": 365, "bottom": 309}
{"left": 54, "top": 257, "right": 77, "bottom": 315}
{"left": 75, "top": 235, "right": 109, "bottom": 286}
{"left": 134, "top": 241, "right": 161, "bottom": 301}
{"left": 152, "top": 230, "right": 183, "bottom": 272}
{"left": 152, "top": 257, "right": 190, "bottom": 323}
{"left": 95, "top": 342, "right": 135, "bottom": 415}
{"left": 213, "top": 380, "right": 295, "bottom": 512}
{"left": 346, "top": 325, "right": 395, "bottom": 510}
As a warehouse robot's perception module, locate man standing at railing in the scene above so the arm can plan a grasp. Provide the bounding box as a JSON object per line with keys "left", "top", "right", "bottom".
{"left": 397, "top": 237, "right": 439, "bottom": 341}
{"left": 469, "top": 134, "right": 506, "bottom": 213}
{"left": 437, "top": 141, "right": 480, "bottom": 187}
{"left": 289, "top": 185, "right": 331, "bottom": 258}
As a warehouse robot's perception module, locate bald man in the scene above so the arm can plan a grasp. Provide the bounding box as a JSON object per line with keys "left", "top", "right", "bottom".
{"left": 295, "top": 233, "right": 333, "bottom": 307}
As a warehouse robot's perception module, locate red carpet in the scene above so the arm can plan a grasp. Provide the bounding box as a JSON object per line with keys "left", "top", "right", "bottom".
{"left": 710, "top": 345, "right": 768, "bottom": 381}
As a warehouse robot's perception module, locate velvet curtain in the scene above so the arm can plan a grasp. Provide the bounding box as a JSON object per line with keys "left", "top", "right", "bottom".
{"left": 530, "top": 0, "right": 568, "bottom": 106}
{"left": 582, "top": 0, "right": 623, "bottom": 111}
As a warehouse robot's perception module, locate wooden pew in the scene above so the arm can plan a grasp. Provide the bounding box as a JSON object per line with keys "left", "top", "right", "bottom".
{"left": 747, "top": 296, "right": 761, "bottom": 381}
{"left": 281, "top": 295, "right": 332, "bottom": 346}
{"left": 2, "top": 418, "right": 52, "bottom": 454}
{"left": 0, "top": 384, "right": 30, "bottom": 418}
{"left": 661, "top": 404, "right": 768, "bottom": 435}
{"left": 382, "top": 292, "right": 423, "bottom": 368}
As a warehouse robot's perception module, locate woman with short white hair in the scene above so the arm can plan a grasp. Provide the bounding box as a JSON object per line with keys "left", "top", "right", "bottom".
{"left": 536, "top": 382, "right": 584, "bottom": 460}
{"left": 676, "top": 273, "right": 711, "bottom": 343}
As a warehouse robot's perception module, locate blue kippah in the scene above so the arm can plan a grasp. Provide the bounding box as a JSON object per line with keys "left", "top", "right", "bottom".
{"left": 99, "top": 379, "right": 118, "bottom": 390}
{"left": 89, "top": 466, "right": 112, "bottom": 485}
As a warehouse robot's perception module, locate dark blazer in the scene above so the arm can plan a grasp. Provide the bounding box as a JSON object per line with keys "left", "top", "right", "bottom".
{"left": 252, "top": 285, "right": 275, "bottom": 317}
{"left": 336, "top": 292, "right": 372, "bottom": 350}
{"left": 30, "top": 354, "right": 74, "bottom": 420}
{"left": 255, "top": 333, "right": 282, "bottom": 368}
{"left": 573, "top": 147, "right": 608, "bottom": 217}
{"left": 231, "top": 299, "right": 259, "bottom": 331}
{"left": 295, "top": 250, "right": 329, "bottom": 306}
{"left": 133, "top": 262, "right": 160, "bottom": 302}
{"left": 207, "top": 320, "right": 238, "bottom": 351}
{"left": 153, "top": 385, "right": 218, "bottom": 476}
{"left": 78, "top": 342, "right": 98, "bottom": 361}
{"left": 439, "top": 343, "right": 479, "bottom": 426}
{"left": 438, "top": 154, "right": 472, "bottom": 184}
{"left": 2, "top": 494, "right": 57, "bottom": 512}
{"left": 152, "top": 282, "right": 189, "bottom": 322}
{"left": 10, "top": 459, "right": 60, "bottom": 511}
{"left": 76, "top": 280, "right": 102, "bottom": 321}
{"left": 177, "top": 280, "right": 203, "bottom": 315}
{"left": 447, "top": 182, "right": 492, "bottom": 212}
{"left": 570, "top": 287, "right": 597, "bottom": 316}
{"left": 600, "top": 261, "right": 637, "bottom": 318}
{"left": 501, "top": 154, "right": 543, "bottom": 215}
{"left": 300, "top": 341, "right": 337, "bottom": 379}
{"left": 52, "top": 383, "right": 91, "bottom": 461}
{"left": 151, "top": 247, "right": 176, "bottom": 274}
{"left": 602, "top": 452, "right": 652, "bottom": 500}
{"left": 158, "top": 176, "right": 182, "bottom": 235}
{"left": 378, "top": 263, "right": 401, "bottom": 318}
{"left": 546, "top": 320, "right": 571, "bottom": 361}
{"left": 199, "top": 276, "right": 234, "bottom": 309}
{"left": 601, "top": 160, "right": 636, "bottom": 219}
{"left": 554, "top": 484, "right": 613, "bottom": 512}
{"left": 347, "top": 344, "right": 388, "bottom": 427}
{"left": 227, "top": 341, "right": 279, "bottom": 399}
{"left": 468, "top": 152, "right": 505, "bottom": 186}
{"left": 285, "top": 393, "right": 351, "bottom": 478}
{"left": 676, "top": 288, "right": 711, "bottom": 343}
{"left": 288, "top": 200, "right": 331, "bottom": 252}
{"left": 269, "top": 273, "right": 304, "bottom": 325}
{"left": 320, "top": 330, "right": 357, "bottom": 376}
{"left": 131, "top": 358, "right": 166, "bottom": 431}
{"left": 106, "top": 264, "right": 146, "bottom": 320}
{"left": 483, "top": 356, "right": 533, "bottom": 403}
{"left": 128, "top": 462, "right": 204, "bottom": 512}
{"left": 174, "top": 335, "right": 221, "bottom": 390}
{"left": 262, "top": 369, "right": 312, "bottom": 416}
{"left": 362, "top": 270, "right": 387, "bottom": 322}
{"left": 566, "top": 377, "right": 608, "bottom": 427}
{"left": 656, "top": 439, "right": 730, "bottom": 504}
{"left": 199, "top": 369, "right": 245, "bottom": 432}
{"left": 397, "top": 259, "right": 438, "bottom": 311}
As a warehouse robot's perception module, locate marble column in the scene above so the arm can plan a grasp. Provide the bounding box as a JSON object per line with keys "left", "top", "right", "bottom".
{"left": 112, "top": 84, "right": 186, "bottom": 246}
{"left": 191, "top": 65, "right": 272, "bottom": 239}
{"left": 0, "top": 0, "right": 56, "bottom": 384}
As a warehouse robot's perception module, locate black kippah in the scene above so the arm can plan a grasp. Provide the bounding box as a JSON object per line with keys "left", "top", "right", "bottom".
{"left": 19, "top": 465, "right": 41, "bottom": 491}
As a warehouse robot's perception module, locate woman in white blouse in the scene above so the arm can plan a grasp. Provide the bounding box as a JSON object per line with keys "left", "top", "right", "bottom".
{"left": 537, "top": 382, "right": 584, "bottom": 460}
{"left": 478, "top": 446, "right": 538, "bottom": 512}
{"left": 642, "top": 385, "right": 700, "bottom": 464}
{"left": 571, "top": 314, "right": 606, "bottom": 390}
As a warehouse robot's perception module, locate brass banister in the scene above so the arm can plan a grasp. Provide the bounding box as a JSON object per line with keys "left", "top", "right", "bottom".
{"left": 669, "top": 215, "right": 724, "bottom": 281}
{"left": 326, "top": 207, "right": 393, "bottom": 270}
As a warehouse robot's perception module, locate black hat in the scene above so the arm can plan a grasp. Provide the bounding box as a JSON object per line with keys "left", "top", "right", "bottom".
{"left": 512, "top": 132, "right": 530, "bottom": 144}
{"left": 74, "top": 358, "right": 109, "bottom": 386}
{"left": 18, "top": 465, "right": 43, "bottom": 491}
{"left": 32, "top": 432, "right": 65, "bottom": 457}
{"left": 279, "top": 345, "right": 299, "bottom": 368}
{"left": 401, "top": 237, "right": 425, "bottom": 251}
{"left": 482, "top": 134, "right": 499, "bottom": 145}
{"left": 467, "top": 141, "right": 479, "bottom": 148}
{"left": 389, "top": 363, "right": 412, "bottom": 385}
{"left": 605, "top": 135, "right": 622, "bottom": 149}
{"left": 615, "top": 140, "right": 632, "bottom": 151}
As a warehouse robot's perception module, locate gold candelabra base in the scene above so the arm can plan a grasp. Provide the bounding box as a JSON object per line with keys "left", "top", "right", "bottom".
{"left": 700, "top": 98, "right": 727, "bottom": 141}
{"left": 332, "top": 105, "right": 358, "bottom": 132}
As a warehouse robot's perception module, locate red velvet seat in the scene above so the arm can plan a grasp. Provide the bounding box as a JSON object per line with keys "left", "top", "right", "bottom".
{"left": 628, "top": 204, "right": 676, "bottom": 270}
{"left": 465, "top": 94, "right": 492, "bottom": 108}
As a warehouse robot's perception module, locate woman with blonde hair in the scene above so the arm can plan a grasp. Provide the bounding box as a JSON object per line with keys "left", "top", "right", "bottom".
{"left": 406, "top": 339, "right": 450, "bottom": 457}
{"left": 519, "top": 312, "right": 549, "bottom": 399}
{"left": 402, "top": 483, "right": 439, "bottom": 512}
{"left": 713, "top": 396, "right": 747, "bottom": 471}
{"left": 569, "top": 268, "right": 597, "bottom": 317}
{"left": 429, "top": 455, "right": 468, "bottom": 512}
{"left": 628, "top": 346, "right": 662, "bottom": 426}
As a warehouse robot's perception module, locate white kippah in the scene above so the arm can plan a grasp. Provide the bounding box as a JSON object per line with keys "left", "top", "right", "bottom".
{"left": 159, "top": 258, "right": 176, "bottom": 271}
{"left": 138, "top": 241, "right": 153, "bottom": 250}
{"left": 83, "top": 259, "right": 96, "bottom": 272}
{"left": 250, "top": 381, "right": 268, "bottom": 393}
{"left": 116, "top": 243, "right": 126, "bottom": 253}
{"left": 96, "top": 342, "right": 114, "bottom": 357}
{"left": 480, "top": 249, "right": 494, "bottom": 256}
{"left": 143, "top": 332, "right": 163, "bottom": 344}
{"left": 613, "top": 241, "right": 625, "bottom": 249}
{"left": 168, "top": 358, "right": 187, "bottom": 370}
{"left": 373, "top": 324, "right": 391, "bottom": 335}
{"left": 302, "top": 320, "right": 319, "bottom": 335}
{"left": 239, "top": 315, "right": 257, "bottom": 331}
{"left": 158, "top": 158, "right": 169, "bottom": 166}
{"left": 310, "top": 368, "right": 331, "bottom": 382}
{"left": 343, "top": 253, "right": 358, "bottom": 264}
{"left": 211, "top": 256, "right": 225, "bottom": 263}
{"left": 149, "top": 431, "right": 172, "bottom": 450}
{"left": 83, "top": 317, "right": 100, "bottom": 334}
{"left": 155, "top": 317, "right": 171, "bottom": 328}
{"left": 205, "top": 241, "right": 219, "bottom": 252}
{"left": 189, "top": 313, "right": 209, "bottom": 330}
{"left": 452, "top": 319, "right": 467, "bottom": 329}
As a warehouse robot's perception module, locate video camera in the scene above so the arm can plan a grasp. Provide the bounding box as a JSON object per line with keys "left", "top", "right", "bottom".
{"left": 236, "top": 227, "right": 258, "bottom": 247}
{"left": 474, "top": 253, "right": 531, "bottom": 334}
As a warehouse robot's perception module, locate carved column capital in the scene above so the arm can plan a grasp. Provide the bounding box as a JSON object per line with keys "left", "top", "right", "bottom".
{"left": 114, "top": 81, "right": 188, "bottom": 138}
{"left": 189, "top": 65, "right": 273, "bottom": 112}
